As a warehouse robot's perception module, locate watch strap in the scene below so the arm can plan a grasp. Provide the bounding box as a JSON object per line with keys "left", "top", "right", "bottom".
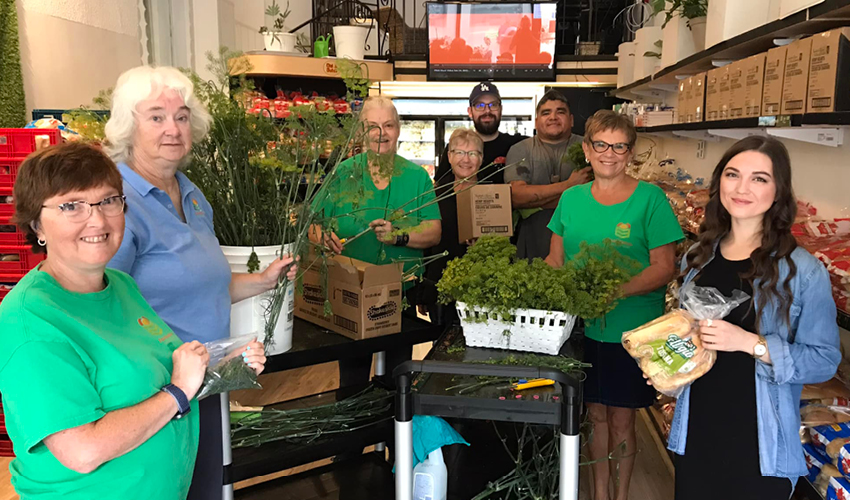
{"left": 753, "top": 335, "right": 768, "bottom": 359}
{"left": 161, "top": 384, "right": 191, "bottom": 418}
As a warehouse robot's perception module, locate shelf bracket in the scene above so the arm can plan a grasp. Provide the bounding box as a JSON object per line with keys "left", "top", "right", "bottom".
{"left": 766, "top": 127, "right": 845, "bottom": 147}
{"left": 707, "top": 128, "right": 768, "bottom": 141}
{"left": 671, "top": 130, "right": 722, "bottom": 142}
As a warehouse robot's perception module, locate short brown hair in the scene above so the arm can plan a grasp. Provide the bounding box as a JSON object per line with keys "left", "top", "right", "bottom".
{"left": 583, "top": 110, "right": 637, "bottom": 146}
{"left": 12, "top": 143, "right": 124, "bottom": 254}
{"left": 447, "top": 128, "right": 484, "bottom": 153}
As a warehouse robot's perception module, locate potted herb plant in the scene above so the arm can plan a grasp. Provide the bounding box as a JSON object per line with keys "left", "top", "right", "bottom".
{"left": 651, "top": 0, "right": 708, "bottom": 51}
{"left": 260, "top": 0, "right": 297, "bottom": 52}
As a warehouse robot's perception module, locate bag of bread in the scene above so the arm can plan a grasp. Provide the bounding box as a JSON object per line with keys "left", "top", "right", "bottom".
{"left": 621, "top": 282, "right": 749, "bottom": 397}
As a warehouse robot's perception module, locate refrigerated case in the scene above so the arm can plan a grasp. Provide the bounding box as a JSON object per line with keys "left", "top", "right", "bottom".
{"left": 393, "top": 98, "right": 534, "bottom": 179}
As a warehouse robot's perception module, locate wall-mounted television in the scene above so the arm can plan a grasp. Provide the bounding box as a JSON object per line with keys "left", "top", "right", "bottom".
{"left": 426, "top": 2, "right": 558, "bottom": 82}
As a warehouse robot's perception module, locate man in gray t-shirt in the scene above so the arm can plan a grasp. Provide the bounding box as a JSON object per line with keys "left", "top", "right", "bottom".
{"left": 504, "top": 91, "right": 592, "bottom": 260}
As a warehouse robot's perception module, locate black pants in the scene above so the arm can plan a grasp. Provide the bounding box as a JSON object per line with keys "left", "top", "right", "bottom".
{"left": 187, "top": 394, "right": 224, "bottom": 500}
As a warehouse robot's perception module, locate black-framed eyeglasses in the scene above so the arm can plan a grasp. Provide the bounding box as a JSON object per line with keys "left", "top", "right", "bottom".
{"left": 591, "top": 141, "right": 631, "bottom": 155}
{"left": 449, "top": 149, "right": 483, "bottom": 160}
{"left": 42, "top": 195, "right": 126, "bottom": 222}
{"left": 473, "top": 102, "right": 502, "bottom": 111}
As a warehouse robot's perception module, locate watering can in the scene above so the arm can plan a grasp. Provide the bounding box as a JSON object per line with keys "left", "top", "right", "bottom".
{"left": 314, "top": 35, "right": 332, "bottom": 58}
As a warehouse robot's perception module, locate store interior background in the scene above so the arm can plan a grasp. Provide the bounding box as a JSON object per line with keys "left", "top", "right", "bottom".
{"left": 6, "top": 0, "right": 850, "bottom": 498}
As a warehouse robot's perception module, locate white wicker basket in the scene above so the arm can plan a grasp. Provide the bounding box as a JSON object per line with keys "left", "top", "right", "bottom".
{"left": 456, "top": 302, "right": 577, "bottom": 355}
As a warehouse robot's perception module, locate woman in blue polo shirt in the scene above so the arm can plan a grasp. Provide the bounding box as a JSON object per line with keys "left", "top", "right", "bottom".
{"left": 105, "top": 66, "right": 297, "bottom": 500}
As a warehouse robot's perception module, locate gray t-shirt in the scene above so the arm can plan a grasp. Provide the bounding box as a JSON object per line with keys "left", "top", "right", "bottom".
{"left": 504, "top": 134, "right": 584, "bottom": 261}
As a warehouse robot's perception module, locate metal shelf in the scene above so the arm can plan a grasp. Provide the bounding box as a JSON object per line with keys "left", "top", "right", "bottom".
{"left": 612, "top": 0, "right": 850, "bottom": 99}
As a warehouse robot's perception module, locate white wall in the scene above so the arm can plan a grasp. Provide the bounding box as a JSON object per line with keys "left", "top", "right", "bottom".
{"left": 645, "top": 134, "right": 850, "bottom": 219}
{"left": 16, "top": 0, "right": 143, "bottom": 114}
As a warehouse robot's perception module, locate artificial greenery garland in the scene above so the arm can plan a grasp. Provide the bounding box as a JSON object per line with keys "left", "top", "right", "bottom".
{"left": 0, "top": 0, "right": 26, "bottom": 127}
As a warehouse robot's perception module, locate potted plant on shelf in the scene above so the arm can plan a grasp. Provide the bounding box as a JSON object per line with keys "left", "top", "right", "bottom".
{"left": 651, "top": 0, "right": 708, "bottom": 51}
{"left": 260, "top": 0, "right": 297, "bottom": 52}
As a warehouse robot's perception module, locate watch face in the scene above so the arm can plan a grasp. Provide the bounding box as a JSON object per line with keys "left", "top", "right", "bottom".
{"left": 755, "top": 344, "right": 767, "bottom": 356}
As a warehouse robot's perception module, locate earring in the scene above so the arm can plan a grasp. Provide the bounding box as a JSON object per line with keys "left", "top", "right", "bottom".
{"left": 37, "top": 238, "right": 46, "bottom": 247}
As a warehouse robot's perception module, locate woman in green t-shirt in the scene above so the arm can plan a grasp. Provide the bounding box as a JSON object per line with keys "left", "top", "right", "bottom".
{"left": 545, "top": 110, "right": 683, "bottom": 500}
{"left": 0, "top": 143, "right": 267, "bottom": 500}
{"left": 308, "top": 97, "right": 442, "bottom": 386}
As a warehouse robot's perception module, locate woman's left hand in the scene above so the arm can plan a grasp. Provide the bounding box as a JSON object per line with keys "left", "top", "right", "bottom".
{"left": 370, "top": 219, "right": 395, "bottom": 243}
{"left": 241, "top": 341, "right": 267, "bottom": 375}
{"left": 698, "top": 319, "right": 757, "bottom": 354}
{"left": 259, "top": 255, "right": 299, "bottom": 292}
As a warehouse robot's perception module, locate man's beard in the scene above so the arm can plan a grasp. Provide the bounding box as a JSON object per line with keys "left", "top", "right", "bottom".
{"left": 473, "top": 113, "right": 500, "bottom": 135}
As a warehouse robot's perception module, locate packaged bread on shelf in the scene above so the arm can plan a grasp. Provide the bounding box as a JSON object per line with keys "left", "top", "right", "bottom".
{"left": 622, "top": 282, "right": 749, "bottom": 397}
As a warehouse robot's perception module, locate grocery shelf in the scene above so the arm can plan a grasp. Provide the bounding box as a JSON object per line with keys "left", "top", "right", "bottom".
{"left": 237, "top": 52, "right": 393, "bottom": 82}
{"left": 612, "top": 0, "right": 850, "bottom": 99}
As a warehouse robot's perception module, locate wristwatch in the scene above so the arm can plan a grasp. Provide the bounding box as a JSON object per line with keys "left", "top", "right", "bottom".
{"left": 161, "top": 384, "right": 191, "bottom": 419}
{"left": 752, "top": 335, "right": 768, "bottom": 359}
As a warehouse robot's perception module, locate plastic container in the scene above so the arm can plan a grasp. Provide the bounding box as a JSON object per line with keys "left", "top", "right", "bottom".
{"left": 221, "top": 244, "right": 295, "bottom": 355}
{"left": 0, "top": 158, "right": 22, "bottom": 192}
{"left": 0, "top": 439, "right": 14, "bottom": 458}
{"left": 0, "top": 249, "right": 43, "bottom": 281}
{"left": 456, "top": 302, "right": 577, "bottom": 355}
{"left": 413, "top": 448, "right": 447, "bottom": 500}
{"left": 333, "top": 25, "right": 369, "bottom": 60}
{"left": 0, "top": 128, "right": 61, "bottom": 158}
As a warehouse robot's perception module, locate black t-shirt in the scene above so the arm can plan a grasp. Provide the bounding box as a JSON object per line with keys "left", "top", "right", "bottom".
{"left": 435, "top": 132, "right": 527, "bottom": 185}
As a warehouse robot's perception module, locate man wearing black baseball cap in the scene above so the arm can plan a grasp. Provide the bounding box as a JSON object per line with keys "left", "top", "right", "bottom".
{"left": 434, "top": 81, "right": 527, "bottom": 184}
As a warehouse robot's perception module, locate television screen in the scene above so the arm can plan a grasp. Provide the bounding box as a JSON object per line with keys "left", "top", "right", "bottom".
{"left": 426, "top": 2, "right": 558, "bottom": 81}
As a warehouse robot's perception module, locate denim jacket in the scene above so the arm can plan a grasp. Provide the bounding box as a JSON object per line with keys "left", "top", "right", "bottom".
{"left": 668, "top": 243, "right": 841, "bottom": 488}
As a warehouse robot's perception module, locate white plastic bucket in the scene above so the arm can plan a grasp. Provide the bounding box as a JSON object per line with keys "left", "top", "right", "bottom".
{"left": 221, "top": 245, "right": 295, "bottom": 355}
{"left": 333, "top": 25, "right": 369, "bottom": 60}
{"left": 263, "top": 32, "right": 297, "bottom": 52}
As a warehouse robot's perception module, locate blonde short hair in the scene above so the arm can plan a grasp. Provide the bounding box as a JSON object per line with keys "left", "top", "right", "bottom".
{"left": 105, "top": 66, "right": 212, "bottom": 164}
{"left": 359, "top": 96, "right": 400, "bottom": 126}
{"left": 447, "top": 128, "right": 484, "bottom": 153}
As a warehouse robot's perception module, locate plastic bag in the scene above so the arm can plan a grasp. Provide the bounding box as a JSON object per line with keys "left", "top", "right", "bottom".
{"left": 196, "top": 333, "right": 263, "bottom": 400}
{"left": 621, "top": 282, "right": 750, "bottom": 397}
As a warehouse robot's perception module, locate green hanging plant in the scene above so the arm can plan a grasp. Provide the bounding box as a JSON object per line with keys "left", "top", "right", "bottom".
{"left": 0, "top": 0, "right": 26, "bottom": 127}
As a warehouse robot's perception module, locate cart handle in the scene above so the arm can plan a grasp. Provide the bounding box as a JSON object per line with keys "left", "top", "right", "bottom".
{"left": 392, "top": 360, "right": 582, "bottom": 436}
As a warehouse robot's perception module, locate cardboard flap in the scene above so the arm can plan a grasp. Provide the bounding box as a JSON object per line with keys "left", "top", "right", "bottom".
{"left": 362, "top": 261, "right": 403, "bottom": 288}
{"left": 329, "top": 255, "right": 365, "bottom": 286}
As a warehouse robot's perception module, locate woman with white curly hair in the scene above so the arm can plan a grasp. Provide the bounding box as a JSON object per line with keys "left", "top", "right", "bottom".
{"left": 105, "top": 66, "right": 297, "bottom": 499}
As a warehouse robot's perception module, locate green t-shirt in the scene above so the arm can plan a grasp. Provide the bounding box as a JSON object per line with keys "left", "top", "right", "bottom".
{"left": 315, "top": 153, "right": 441, "bottom": 284}
{"left": 548, "top": 181, "right": 684, "bottom": 343}
{"left": 0, "top": 268, "right": 199, "bottom": 500}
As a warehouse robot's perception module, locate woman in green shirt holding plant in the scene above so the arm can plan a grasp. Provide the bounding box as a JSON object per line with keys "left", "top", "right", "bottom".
{"left": 545, "top": 110, "right": 683, "bottom": 500}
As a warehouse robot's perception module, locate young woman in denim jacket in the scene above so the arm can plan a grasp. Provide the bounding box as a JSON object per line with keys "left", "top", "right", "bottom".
{"left": 668, "top": 136, "right": 840, "bottom": 499}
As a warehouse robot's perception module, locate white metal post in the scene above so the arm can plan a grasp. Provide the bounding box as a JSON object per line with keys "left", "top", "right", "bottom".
{"left": 222, "top": 392, "right": 234, "bottom": 500}
{"left": 395, "top": 419, "right": 414, "bottom": 500}
{"left": 559, "top": 433, "right": 580, "bottom": 500}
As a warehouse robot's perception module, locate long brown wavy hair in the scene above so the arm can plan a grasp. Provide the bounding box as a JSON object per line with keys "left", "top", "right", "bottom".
{"left": 682, "top": 136, "right": 798, "bottom": 332}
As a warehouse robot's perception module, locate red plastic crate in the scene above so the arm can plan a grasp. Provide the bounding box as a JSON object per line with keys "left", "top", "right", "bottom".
{"left": 0, "top": 438, "right": 14, "bottom": 458}
{"left": 0, "top": 229, "right": 26, "bottom": 248}
{"left": 0, "top": 128, "right": 61, "bottom": 158}
{"left": 0, "top": 250, "right": 43, "bottom": 281}
{"left": 0, "top": 287, "right": 10, "bottom": 303}
{"left": 0, "top": 157, "right": 22, "bottom": 193}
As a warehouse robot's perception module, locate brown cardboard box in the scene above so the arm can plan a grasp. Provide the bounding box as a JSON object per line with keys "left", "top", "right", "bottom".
{"left": 744, "top": 54, "right": 766, "bottom": 117}
{"left": 295, "top": 255, "right": 403, "bottom": 340}
{"left": 677, "top": 78, "right": 690, "bottom": 124}
{"left": 781, "top": 36, "right": 813, "bottom": 115}
{"left": 718, "top": 66, "right": 732, "bottom": 119}
{"left": 456, "top": 184, "right": 513, "bottom": 243}
{"left": 762, "top": 45, "right": 787, "bottom": 116}
{"left": 691, "top": 73, "right": 706, "bottom": 122}
{"left": 807, "top": 28, "right": 850, "bottom": 113}
{"left": 728, "top": 60, "right": 746, "bottom": 119}
{"left": 705, "top": 68, "right": 722, "bottom": 121}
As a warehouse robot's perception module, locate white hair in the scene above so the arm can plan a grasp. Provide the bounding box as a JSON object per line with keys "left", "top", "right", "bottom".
{"left": 104, "top": 66, "right": 212, "bottom": 164}
{"left": 359, "top": 96, "right": 400, "bottom": 126}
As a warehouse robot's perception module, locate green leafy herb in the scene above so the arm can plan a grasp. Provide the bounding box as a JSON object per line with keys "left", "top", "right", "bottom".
{"left": 197, "top": 356, "right": 261, "bottom": 400}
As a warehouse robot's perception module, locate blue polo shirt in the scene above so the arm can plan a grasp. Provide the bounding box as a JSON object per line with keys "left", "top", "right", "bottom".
{"left": 108, "top": 162, "right": 232, "bottom": 344}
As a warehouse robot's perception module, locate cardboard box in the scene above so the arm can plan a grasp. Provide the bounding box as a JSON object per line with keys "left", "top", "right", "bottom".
{"left": 690, "top": 73, "right": 706, "bottom": 122}
{"left": 728, "top": 60, "right": 746, "bottom": 118}
{"left": 781, "top": 36, "right": 813, "bottom": 115}
{"left": 677, "top": 78, "right": 691, "bottom": 123}
{"left": 743, "top": 54, "right": 766, "bottom": 117}
{"left": 762, "top": 45, "right": 787, "bottom": 116}
{"left": 705, "top": 68, "right": 722, "bottom": 121}
{"left": 807, "top": 28, "right": 850, "bottom": 113}
{"left": 718, "top": 65, "right": 732, "bottom": 119}
{"left": 295, "top": 255, "right": 403, "bottom": 340}
{"left": 456, "top": 184, "right": 513, "bottom": 243}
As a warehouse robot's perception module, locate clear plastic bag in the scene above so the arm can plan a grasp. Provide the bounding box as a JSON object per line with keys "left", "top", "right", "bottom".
{"left": 621, "top": 283, "right": 750, "bottom": 397}
{"left": 196, "top": 333, "right": 263, "bottom": 400}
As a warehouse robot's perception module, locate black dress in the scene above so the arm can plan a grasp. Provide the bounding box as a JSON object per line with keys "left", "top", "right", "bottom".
{"left": 675, "top": 251, "right": 792, "bottom": 500}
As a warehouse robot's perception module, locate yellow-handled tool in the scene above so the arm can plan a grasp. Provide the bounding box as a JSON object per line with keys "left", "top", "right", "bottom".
{"left": 512, "top": 378, "right": 555, "bottom": 391}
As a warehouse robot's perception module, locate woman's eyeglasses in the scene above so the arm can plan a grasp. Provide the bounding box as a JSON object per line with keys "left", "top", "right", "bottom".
{"left": 591, "top": 141, "right": 631, "bottom": 155}
{"left": 43, "top": 195, "right": 126, "bottom": 222}
{"left": 472, "top": 102, "right": 502, "bottom": 111}
{"left": 450, "top": 150, "right": 483, "bottom": 160}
